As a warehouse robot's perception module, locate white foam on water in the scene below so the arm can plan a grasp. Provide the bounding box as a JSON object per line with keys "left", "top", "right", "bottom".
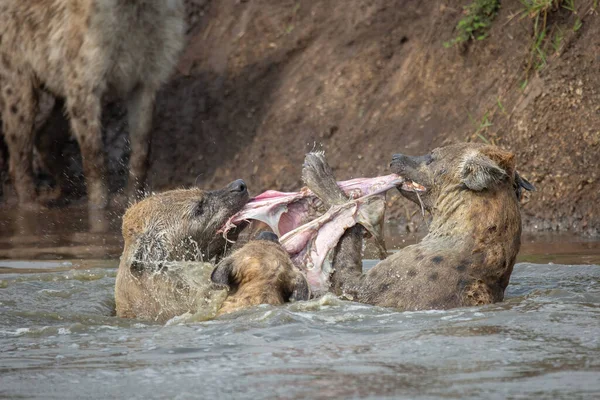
{"left": 165, "top": 312, "right": 193, "bottom": 326}
{"left": 0, "top": 327, "right": 31, "bottom": 337}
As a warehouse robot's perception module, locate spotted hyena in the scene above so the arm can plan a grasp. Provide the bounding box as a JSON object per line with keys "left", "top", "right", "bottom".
{"left": 211, "top": 232, "right": 310, "bottom": 316}
{"left": 0, "top": 0, "right": 186, "bottom": 208}
{"left": 115, "top": 181, "right": 309, "bottom": 322}
{"left": 306, "top": 144, "right": 534, "bottom": 310}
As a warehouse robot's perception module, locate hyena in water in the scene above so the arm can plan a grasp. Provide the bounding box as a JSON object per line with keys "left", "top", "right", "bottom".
{"left": 0, "top": 0, "right": 186, "bottom": 208}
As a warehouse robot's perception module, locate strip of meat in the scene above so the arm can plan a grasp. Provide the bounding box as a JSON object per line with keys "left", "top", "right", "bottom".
{"left": 220, "top": 173, "right": 425, "bottom": 294}
{"left": 220, "top": 174, "right": 414, "bottom": 236}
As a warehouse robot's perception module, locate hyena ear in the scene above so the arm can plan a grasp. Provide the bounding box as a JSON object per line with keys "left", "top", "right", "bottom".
{"left": 256, "top": 231, "right": 279, "bottom": 243}
{"left": 211, "top": 258, "right": 235, "bottom": 287}
{"left": 289, "top": 274, "right": 311, "bottom": 302}
{"left": 515, "top": 171, "right": 535, "bottom": 191}
{"left": 514, "top": 171, "right": 536, "bottom": 200}
{"left": 460, "top": 151, "right": 507, "bottom": 191}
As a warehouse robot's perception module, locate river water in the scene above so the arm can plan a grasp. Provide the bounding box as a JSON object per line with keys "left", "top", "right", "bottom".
{"left": 1, "top": 207, "right": 599, "bottom": 399}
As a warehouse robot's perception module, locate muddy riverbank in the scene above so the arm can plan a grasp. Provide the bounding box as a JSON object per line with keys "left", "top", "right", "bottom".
{"left": 1, "top": 0, "right": 598, "bottom": 236}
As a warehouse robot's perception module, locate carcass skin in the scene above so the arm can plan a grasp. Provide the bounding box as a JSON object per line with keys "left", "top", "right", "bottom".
{"left": 221, "top": 166, "right": 425, "bottom": 295}
{"left": 221, "top": 174, "right": 405, "bottom": 237}
{"left": 280, "top": 190, "right": 390, "bottom": 295}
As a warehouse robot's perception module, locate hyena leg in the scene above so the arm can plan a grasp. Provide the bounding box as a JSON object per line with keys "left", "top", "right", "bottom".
{"left": 35, "top": 97, "right": 73, "bottom": 200}
{"left": 125, "top": 85, "right": 156, "bottom": 202}
{"left": 1, "top": 72, "right": 38, "bottom": 205}
{"left": 0, "top": 133, "right": 8, "bottom": 198}
{"left": 66, "top": 87, "right": 108, "bottom": 209}
{"left": 301, "top": 153, "right": 365, "bottom": 296}
{"left": 330, "top": 225, "right": 365, "bottom": 298}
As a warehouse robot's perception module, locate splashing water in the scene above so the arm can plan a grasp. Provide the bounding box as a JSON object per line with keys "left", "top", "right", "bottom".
{"left": 1, "top": 207, "right": 599, "bottom": 399}
{"left": 0, "top": 257, "right": 599, "bottom": 399}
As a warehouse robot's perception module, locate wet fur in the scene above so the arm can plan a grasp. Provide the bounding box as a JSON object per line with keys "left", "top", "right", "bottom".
{"left": 0, "top": 0, "right": 185, "bottom": 207}
{"left": 115, "top": 185, "right": 308, "bottom": 322}
{"left": 305, "top": 144, "right": 531, "bottom": 310}
{"left": 115, "top": 184, "right": 247, "bottom": 322}
{"left": 212, "top": 240, "right": 310, "bottom": 315}
{"left": 115, "top": 261, "right": 228, "bottom": 323}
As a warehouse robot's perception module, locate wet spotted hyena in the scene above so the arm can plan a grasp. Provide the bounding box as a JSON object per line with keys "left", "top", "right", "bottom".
{"left": 116, "top": 181, "right": 309, "bottom": 322}
{"left": 312, "top": 144, "right": 534, "bottom": 309}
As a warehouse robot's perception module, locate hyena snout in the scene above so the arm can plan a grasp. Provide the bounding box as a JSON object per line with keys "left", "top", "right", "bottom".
{"left": 390, "top": 153, "right": 433, "bottom": 175}
{"left": 227, "top": 179, "right": 247, "bottom": 194}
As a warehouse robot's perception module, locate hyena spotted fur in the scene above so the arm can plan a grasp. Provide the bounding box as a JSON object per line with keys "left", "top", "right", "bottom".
{"left": 0, "top": 0, "right": 186, "bottom": 208}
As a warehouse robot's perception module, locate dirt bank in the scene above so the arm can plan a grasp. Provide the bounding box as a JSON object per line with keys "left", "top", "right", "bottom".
{"left": 1, "top": 0, "right": 598, "bottom": 236}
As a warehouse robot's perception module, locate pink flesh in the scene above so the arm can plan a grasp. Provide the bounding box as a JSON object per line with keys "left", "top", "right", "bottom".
{"left": 220, "top": 174, "right": 424, "bottom": 294}
{"left": 281, "top": 195, "right": 386, "bottom": 294}
{"left": 220, "top": 174, "right": 405, "bottom": 236}
{"left": 219, "top": 189, "right": 311, "bottom": 237}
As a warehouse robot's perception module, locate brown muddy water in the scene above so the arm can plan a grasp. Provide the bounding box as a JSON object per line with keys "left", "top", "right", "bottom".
{"left": 0, "top": 207, "right": 599, "bottom": 399}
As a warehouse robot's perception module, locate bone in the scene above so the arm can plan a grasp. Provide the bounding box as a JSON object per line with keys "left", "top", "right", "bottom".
{"left": 220, "top": 174, "right": 404, "bottom": 237}
{"left": 218, "top": 153, "right": 404, "bottom": 293}
{"left": 301, "top": 152, "right": 389, "bottom": 259}
{"left": 301, "top": 152, "right": 349, "bottom": 207}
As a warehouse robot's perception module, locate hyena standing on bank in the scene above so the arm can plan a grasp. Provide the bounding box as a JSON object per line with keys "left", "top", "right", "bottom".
{"left": 0, "top": 0, "right": 186, "bottom": 208}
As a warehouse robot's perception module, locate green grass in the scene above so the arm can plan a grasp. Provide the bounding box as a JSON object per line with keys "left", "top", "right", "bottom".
{"left": 552, "top": 26, "right": 565, "bottom": 53}
{"left": 468, "top": 111, "right": 493, "bottom": 143}
{"left": 285, "top": 2, "right": 301, "bottom": 35}
{"left": 444, "top": 0, "right": 501, "bottom": 48}
{"left": 562, "top": 0, "right": 576, "bottom": 11}
{"left": 497, "top": 97, "right": 508, "bottom": 115}
{"left": 520, "top": 0, "right": 556, "bottom": 74}
{"left": 519, "top": 0, "right": 582, "bottom": 82}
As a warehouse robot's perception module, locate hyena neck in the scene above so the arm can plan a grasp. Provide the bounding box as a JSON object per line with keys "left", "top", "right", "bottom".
{"left": 426, "top": 185, "right": 522, "bottom": 258}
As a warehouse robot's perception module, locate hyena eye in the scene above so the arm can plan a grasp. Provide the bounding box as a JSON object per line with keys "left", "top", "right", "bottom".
{"left": 193, "top": 200, "right": 205, "bottom": 216}
{"left": 425, "top": 154, "right": 435, "bottom": 165}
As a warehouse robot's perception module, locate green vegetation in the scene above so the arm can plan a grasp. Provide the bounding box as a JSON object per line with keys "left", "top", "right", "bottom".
{"left": 552, "top": 26, "right": 565, "bottom": 53}
{"left": 496, "top": 97, "right": 507, "bottom": 115}
{"left": 444, "top": 0, "right": 501, "bottom": 47}
{"left": 519, "top": 0, "right": 583, "bottom": 81}
{"left": 467, "top": 111, "right": 493, "bottom": 143}
{"left": 520, "top": 0, "right": 556, "bottom": 74}
{"left": 285, "top": 2, "right": 301, "bottom": 35}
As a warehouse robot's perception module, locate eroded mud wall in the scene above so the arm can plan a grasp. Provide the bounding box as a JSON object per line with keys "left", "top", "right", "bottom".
{"left": 1, "top": 0, "right": 598, "bottom": 235}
